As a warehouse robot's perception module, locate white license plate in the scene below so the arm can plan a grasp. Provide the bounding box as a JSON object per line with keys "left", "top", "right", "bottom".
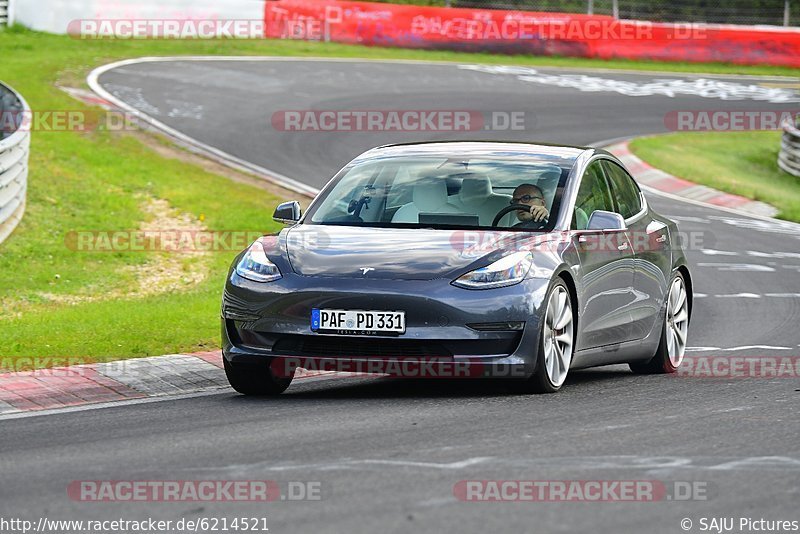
{"left": 311, "top": 308, "right": 405, "bottom": 334}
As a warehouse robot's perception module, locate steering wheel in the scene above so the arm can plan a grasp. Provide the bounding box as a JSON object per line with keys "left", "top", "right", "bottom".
{"left": 492, "top": 204, "right": 548, "bottom": 228}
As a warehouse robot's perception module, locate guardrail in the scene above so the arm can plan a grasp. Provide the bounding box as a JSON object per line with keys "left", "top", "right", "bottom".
{"left": 0, "top": 0, "right": 8, "bottom": 26}
{"left": 778, "top": 118, "right": 800, "bottom": 178}
{"left": 0, "top": 81, "right": 30, "bottom": 245}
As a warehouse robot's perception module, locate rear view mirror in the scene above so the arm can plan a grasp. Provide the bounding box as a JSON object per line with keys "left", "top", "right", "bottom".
{"left": 587, "top": 210, "right": 626, "bottom": 231}
{"left": 273, "top": 201, "right": 301, "bottom": 224}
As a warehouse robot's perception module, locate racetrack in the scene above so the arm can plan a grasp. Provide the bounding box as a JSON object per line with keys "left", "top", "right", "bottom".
{"left": 1, "top": 59, "right": 798, "bottom": 533}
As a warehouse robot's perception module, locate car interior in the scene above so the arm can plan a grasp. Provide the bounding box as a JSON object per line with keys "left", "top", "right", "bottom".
{"left": 389, "top": 167, "right": 562, "bottom": 228}
{"left": 311, "top": 160, "right": 565, "bottom": 229}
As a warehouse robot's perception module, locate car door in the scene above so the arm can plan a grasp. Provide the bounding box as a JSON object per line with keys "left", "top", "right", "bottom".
{"left": 571, "top": 160, "right": 636, "bottom": 350}
{"left": 602, "top": 160, "right": 670, "bottom": 340}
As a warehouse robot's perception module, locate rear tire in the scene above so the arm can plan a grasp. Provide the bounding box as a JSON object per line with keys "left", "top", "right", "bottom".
{"left": 510, "top": 279, "right": 575, "bottom": 394}
{"left": 630, "top": 272, "right": 689, "bottom": 374}
{"left": 224, "top": 358, "right": 294, "bottom": 395}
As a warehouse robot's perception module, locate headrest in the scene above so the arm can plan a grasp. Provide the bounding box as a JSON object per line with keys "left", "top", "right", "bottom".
{"left": 458, "top": 174, "right": 492, "bottom": 207}
{"left": 413, "top": 178, "right": 449, "bottom": 212}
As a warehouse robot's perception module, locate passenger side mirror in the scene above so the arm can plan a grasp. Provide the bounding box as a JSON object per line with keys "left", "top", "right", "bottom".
{"left": 273, "top": 201, "right": 301, "bottom": 224}
{"left": 587, "top": 210, "right": 626, "bottom": 231}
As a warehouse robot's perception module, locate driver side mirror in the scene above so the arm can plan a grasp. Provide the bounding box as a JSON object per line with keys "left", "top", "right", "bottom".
{"left": 587, "top": 210, "right": 626, "bottom": 231}
{"left": 273, "top": 201, "right": 301, "bottom": 224}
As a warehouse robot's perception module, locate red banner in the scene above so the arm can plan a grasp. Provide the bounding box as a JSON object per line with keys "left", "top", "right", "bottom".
{"left": 264, "top": 0, "right": 800, "bottom": 67}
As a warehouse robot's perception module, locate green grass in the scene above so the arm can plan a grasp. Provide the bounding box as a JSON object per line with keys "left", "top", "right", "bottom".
{"left": 0, "top": 26, "right": 798, "bottom": 369}
{"left": 630, "top": 131, "right": 800, "bottom": 222}
{"left": 0, "top": 122, "right": 285, "bottom": 368}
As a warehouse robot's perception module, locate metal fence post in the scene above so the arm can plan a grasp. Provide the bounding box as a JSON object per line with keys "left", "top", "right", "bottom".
{"left": 0, "top": 82, "right": 30, "bottom": 246}
{"left": 0, "top": 0, "right": 9, "bottom": 27}
{"left": 778, "top": 117, "right": 800, "bottom": 178}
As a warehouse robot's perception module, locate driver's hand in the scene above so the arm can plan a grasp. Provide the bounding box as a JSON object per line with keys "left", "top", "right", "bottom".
{"left": 529, "top": 205, "right": 549, "bottom": 222}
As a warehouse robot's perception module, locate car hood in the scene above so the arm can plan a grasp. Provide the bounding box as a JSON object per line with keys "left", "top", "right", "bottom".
{"left": 285, "top": 225, "right": 538, "bottom": 280}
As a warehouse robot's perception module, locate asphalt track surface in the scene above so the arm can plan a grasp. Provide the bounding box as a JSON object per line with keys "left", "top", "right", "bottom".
{"left": 2, "top": 59, "right": 799, "bottom": 534}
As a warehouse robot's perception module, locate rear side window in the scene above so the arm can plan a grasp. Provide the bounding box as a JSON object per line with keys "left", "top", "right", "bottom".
{"left": 571, "top": 161, "right": 614, "bottom": 230}
{"left": 602, "top": 161, "right": 642, "bottom": 219}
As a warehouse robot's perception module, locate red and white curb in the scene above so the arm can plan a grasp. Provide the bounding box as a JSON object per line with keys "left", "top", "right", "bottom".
{"left": 607, "top": 141, "right": 779, "bottom": 218}
{"left": 0, "top": 351, "right": 358, "bottom": 416}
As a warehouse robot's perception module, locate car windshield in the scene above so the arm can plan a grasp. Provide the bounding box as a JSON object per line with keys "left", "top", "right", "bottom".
{"left": 305, "top": 154, "right": 572, "bottom": 231}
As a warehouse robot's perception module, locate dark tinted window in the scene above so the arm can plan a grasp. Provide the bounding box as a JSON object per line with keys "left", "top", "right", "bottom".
{"left": 572, "top": 161, "right": 614, "bottom": 230}
{"left": 602, "top": 161, "right": 642, "bottom": 219}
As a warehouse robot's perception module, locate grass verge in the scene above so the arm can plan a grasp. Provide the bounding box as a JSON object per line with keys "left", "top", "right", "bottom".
{"left": 0, "top": 26, "right": 798, "bottom": 369}
{"left": 629, "top": 131, "right": 800, "bottom": 222}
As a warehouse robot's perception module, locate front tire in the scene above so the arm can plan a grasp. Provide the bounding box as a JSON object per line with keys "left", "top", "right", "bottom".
{"left": 630, "top": 271, "right": 690, "bottom": 374}
{"left": 224, "top": 358, "right": 294, "bottom": 395}
{"left": 511, "top": 279, "right": 575, "bottom": 393}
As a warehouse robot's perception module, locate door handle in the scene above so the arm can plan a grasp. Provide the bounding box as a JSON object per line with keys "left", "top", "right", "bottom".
{"left": 618, "top": 242, "right": 629, "bottom": 251}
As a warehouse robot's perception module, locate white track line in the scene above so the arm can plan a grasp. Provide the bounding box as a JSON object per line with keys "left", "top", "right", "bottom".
{"left": 88, "top": 58, "right": 320, "bottom": 198}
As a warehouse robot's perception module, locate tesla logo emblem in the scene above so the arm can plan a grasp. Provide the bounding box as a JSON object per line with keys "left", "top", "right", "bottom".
{"left": 359, "top": 267, "right": 374, "bottom": 275}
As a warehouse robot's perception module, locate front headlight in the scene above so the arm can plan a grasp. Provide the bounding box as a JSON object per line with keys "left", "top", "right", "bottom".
{"left": 452, "top": 251, "right": 533, "bottom": 289}
{"left": 235, "top": 240, "right": 282, "bottom": 282}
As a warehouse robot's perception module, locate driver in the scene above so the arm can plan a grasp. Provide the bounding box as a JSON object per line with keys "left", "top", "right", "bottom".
{"left": 511, "top": 183, "right": 549, "bottom": 228}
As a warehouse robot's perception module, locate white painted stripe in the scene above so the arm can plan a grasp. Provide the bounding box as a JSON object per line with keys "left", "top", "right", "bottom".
{"left": 687, "top": 345, "right": 793, "bottom": 352}
{"left": 713, "top": 406, "right": 754, "bottom": 413}
{"left": 707, "top": 457, "right": 800, "bottom": 471}
{"left": 700, "top": 249, "right": 739, "bottom": 256}
{"left": 696, "top": 262, "right": 776, "bottom": 272}
{"left": 463, "top": 65, "right": 800, "bottom": 103}
{"left": 720, "top": 345, "right": 792, "bottom": 351}
{"left": 199, "top": 455, "right": 800, "bottom": 474}
{"left": 706, "top": 293, "right": 800, "bottom": 298}
{"left": 707, "top": 215, "right": 800, "bottom": 235}
{"left": 667, "top": 215, "right": 710, "bottom": 223}
{"left": 220, "top": 457, "right": 494, "bottom": 473}
{"left": 691, "top": 293, "right": 800, "bottom": 299}
{"left": 747, "top": 250, "right": 800, "bottom": 259}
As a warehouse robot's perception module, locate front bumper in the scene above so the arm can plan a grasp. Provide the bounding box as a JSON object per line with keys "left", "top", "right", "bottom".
{"left": 221, "top": 272, "right": 551, "bottom": 379}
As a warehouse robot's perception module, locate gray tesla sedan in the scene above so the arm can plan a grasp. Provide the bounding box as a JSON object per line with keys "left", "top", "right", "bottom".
{"left": 221, "top": 142, "right": 692, "bottom": 394}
